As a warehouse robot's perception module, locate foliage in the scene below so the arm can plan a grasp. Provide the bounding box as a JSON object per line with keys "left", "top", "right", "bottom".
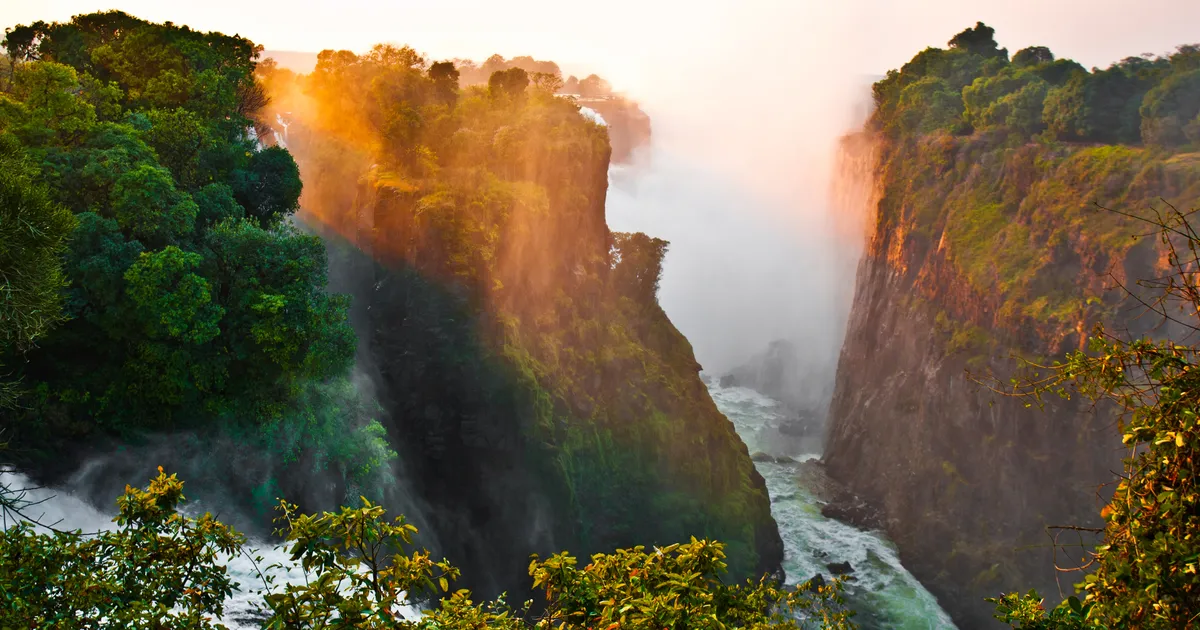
{"left": 2, "top": 472, "right": 852, "bottom": 629}
{"left": 0, "top": 12, "right": 356, "bottom": 438}
{"left": 0, "top": 468, "right": 245, "bottom": 628}
{"left": 868, "top": 24, "right": 1200, "bottom": 346}
{"left": 988, "top": 203, "right": 1200, "bottom": 628}
{"left": 528, "top": 540, "right": 853, "bottom": 629}
{"left": 1139, "top": 68, "right": 1200, "bottom": 148}
{"left": 874, "top": 22, "right": 1198, "bottom": 150}
{"left": 948, "top": 22, "right": 1007, "bottom": 59}
{"left": 261, "top": 493, "right": 851, "bottom": 629}
{"left": 0, "top": 137, "right": 76, "bottom": 405}
{"left": 259, "top": 498, "right": 460, "bottom": 627}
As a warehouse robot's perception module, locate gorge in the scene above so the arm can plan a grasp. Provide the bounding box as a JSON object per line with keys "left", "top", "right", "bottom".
{"left": 3, "top": 6, "right": 1200, "bottom": 630}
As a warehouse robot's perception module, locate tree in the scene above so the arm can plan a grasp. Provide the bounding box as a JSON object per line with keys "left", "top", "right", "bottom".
{"left": 1, "top": 12, "right": 354, "bottom": 435}
{"left": 1140, "top": 68, "right": 1200, "bottom": 148}
{"left": 1013, "top": 46, "right": 1055, "bottom": 67}
{"left": 1042, "top": 64, "right": 1154, "bottom": 144}
{"left": 1, "top": 471, "right": 855, "bottom": 628}
{"left": 988, "top": 203, "right": 1200, "bottom": 628}
{"left": 611, "top": 232, "right": 669, "bottom": 307}
{"left": 948, "top": 22, "right": 1007, "bottom": 59}
{"left": 0, "top": 138, "right": 76, "bottom": 407}
{"left": 429, "top": 60, "right": 460, "bottom": 105}
{"left": 529, "top": 71, "right": 563, "bottom": 94}
{"left": 577, "top": 73, "right": 611, "bottom": 98}
{"left": 488, "top": 67, "right": 529, "bottom": 99}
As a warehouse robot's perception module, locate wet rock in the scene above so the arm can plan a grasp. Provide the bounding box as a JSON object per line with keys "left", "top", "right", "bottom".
{"left": 827, "top": 561, "right": 854, "bottom": 575}
{"left": 719, "top": 374, "right": 737, "bottom": 388}
{"left": 750, "top": 451, "right": 774, "bottom": 463}
{"left": 820, "top": 497, "right": 886, "bottom": 531}
{"left": 804, "top": 573, "right": 826, "bottom": 590}
{"left": 774, "top": 455, "right": 798, "bottom": 464}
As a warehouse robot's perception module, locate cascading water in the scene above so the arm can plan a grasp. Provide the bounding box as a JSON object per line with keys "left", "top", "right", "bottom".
{"left": 709, "top": 384, "right": 956, "bottom": 629}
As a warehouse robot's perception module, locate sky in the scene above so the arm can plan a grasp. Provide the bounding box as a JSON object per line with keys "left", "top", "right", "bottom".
{"left": 5, "top": 0, "right": 1200, "bottom": 373}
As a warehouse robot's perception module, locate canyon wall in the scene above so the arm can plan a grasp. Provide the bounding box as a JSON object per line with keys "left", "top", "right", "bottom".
{"left": 271, "top": 53, "right": 782, "bottom": 599}
{"left": 825, "top": 128, "right": 1200, "bottom": 626}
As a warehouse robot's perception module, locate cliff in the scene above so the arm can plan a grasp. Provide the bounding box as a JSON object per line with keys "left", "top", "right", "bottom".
{"left": 267, "top": 49, "right": 781, "bottom": 598}
{"left": 824, "top": 27, "right": 1200, "bottom": 628}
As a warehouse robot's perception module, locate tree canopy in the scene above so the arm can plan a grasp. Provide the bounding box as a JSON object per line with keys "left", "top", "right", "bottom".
{"left": 874, "top": 23, "right": 1199, "bottom": 148}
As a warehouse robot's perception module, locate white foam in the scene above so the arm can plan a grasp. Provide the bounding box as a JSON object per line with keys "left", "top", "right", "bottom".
{"left": 708, "top": 385, "right": 957, "bottom": 629}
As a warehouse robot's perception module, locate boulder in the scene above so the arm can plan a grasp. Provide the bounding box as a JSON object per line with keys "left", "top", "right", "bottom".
{"left": 826, "top": 561, "right": 854, "bottom": 575}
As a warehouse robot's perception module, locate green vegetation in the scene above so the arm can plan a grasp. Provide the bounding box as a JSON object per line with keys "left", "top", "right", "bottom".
{"left": 864, "top": 23, "right": 1200, "bottom": 626}
{"left": 0, "top": 471, "right": 853, "bottom": 628}
{"left": 0, "top": 12, "right": 394, "bottom": 508}
{"left": 870, "top": 23, "right": 1200, "bottom": 343}
{"left": 987, "top": 204, "right": 1200, "bottom": 628}
{"left": 0, "top": 135, "right": 75, "bottom": 407}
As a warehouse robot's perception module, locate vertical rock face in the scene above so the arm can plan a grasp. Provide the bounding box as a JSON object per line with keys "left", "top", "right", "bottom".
{"left": 822, "top": 130, "right": 1199, "bottom": 626}
{"left": 272, "top": 57, "right": 782, "bottom": 601}
{"left": 825, "top": 245, "right": 1116, "bottom": 628}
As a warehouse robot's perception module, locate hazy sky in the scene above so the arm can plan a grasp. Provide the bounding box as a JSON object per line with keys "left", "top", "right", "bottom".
{"left": 6, "top": 1, "right": 1199, "bottom": 87}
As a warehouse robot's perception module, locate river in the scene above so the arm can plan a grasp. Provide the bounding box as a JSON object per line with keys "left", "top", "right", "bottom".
{"left": 709, "top": 383, "right": 957, "bottom": 629}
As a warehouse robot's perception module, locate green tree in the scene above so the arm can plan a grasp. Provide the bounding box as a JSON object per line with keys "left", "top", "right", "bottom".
{"left": 1013, "top": 46, "right": 1055, "bottom": 68}
{"left": 261, "top": 494, "right": 853, "bottom": 629}
{"left": 2, "top": 12, "right": 353, "bottom": 436}
{"left": 1, "top": 472, "right": 853, "bottom": 629}
{"left": 1139, "top": 68, "right": 1200, "bottom": 148}
{"left": 429, "top": 60, "right": 460, "bottom": 106}
{"left": 0, "top": 138, "right": 76, "bottom": 406}
{"left": 1042, "top": 60, "right": 1164, "bottom": 144}
{"left": 948, "top": 22, "right": 1007, "bottom": 59}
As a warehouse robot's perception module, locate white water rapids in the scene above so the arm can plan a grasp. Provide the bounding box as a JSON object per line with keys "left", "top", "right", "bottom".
{"left": 709, "top": 384, "right": 957, "bottom": 629}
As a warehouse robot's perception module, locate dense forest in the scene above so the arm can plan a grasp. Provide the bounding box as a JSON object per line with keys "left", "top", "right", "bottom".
{"left": 826, "top": 22, "right": 1200, "bottom": 628}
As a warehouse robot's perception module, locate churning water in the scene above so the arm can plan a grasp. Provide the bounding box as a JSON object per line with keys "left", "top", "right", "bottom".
{"left": 709, "top": 384, "right": 957, "bottom": 630}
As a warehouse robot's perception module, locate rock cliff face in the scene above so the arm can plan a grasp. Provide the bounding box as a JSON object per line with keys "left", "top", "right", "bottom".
{"left": 824, "top": 129, "right": 1200, "bottom": 626}
{"left": 270, "top": 59, "right": 782, "bottom": 600}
